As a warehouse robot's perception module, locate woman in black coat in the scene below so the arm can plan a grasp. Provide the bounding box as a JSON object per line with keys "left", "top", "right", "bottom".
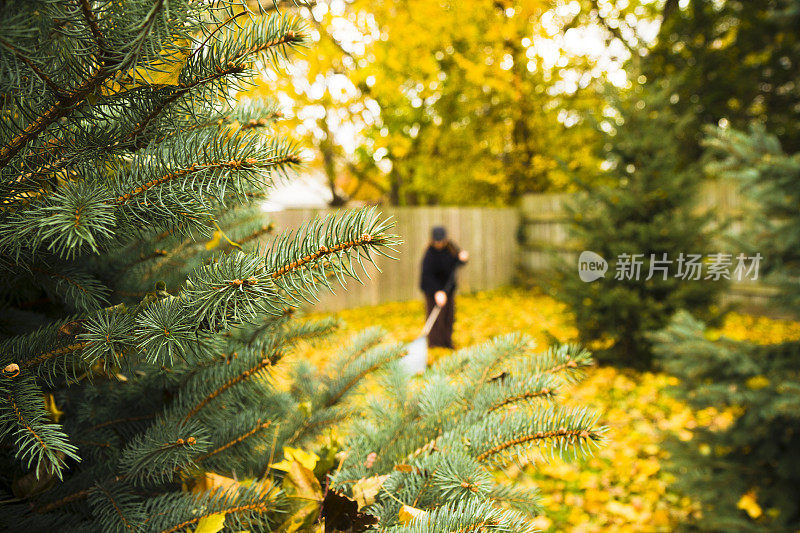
{"left": 419, "top": 226, "right": 469, "bottom": 349}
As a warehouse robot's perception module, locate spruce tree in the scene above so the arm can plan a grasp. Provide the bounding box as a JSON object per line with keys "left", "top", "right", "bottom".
{"left": 0, "top": 1, "right": 605, "bottom": 531}
{"left": 331, "top": 338, "right": 604, "bottom": 530}
{"left": 554, "top": 88, "right": 720, "bottom": 367}
{"left": 652, "top": 125, "right": 800, "bottom": 531}
{"left": 646, "top": 0, "right": 800, "bottom": 161}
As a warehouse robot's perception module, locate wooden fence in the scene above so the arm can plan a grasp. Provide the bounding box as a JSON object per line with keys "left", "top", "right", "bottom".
{"left": 518, "top": 180, "right": 777, "bottom": 310}
{"left": 265, "top": 207, "right": 519, "bottom": 311}
{"left": 263, "top": 180, "right": 774, "bottom": 313}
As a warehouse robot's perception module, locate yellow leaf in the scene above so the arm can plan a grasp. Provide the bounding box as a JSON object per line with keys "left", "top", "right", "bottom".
{"left": 194, "top": 512, "right": 226, "bottom": 533}
{"left": 642, "top": 444, "right": 660, "bottom": 456}
{"left": 43, "top": 393, "right": 64, "bottom": 423}
{"left": 298, "top": 401, "right": 313, "bottom": 417}
{"left": 283, "top": 512, "right": 316, "bottom": 533}
{"left": 205, "top": 230, "right": 222, "bottom": 250}
{"left": 745, "top": 375, "right": 770, "bottom": 390}
{"left": 652, "top": 508, "right": 670, "bottom": 526}
{"left": 286, "top": 460, "right": 322, "bottom": 502}
{"left": 270, "top": 447, "right": 319, "bottom": 472}
{"left": 737, "top": 491, "right": 762, "bottom": 519}
{"left": 192, "top": 473, "right": 275, "bottom": 501}
{"left": 279, "top": 461, "right": 323, "bottom": 532}
{"left": 607, "top": 500, "right": 639, "bottom": 521}
{"left": 193, "top": 472, "right": 240, "bottom": 497}
{"left": 637, "top": 459, "right": 660, "bottom": 477}
{"left": 398, "top": 505, "right": 426, "bottom": 525}
{"left": 352, "top": 474, "right": 390, "bottom": 509}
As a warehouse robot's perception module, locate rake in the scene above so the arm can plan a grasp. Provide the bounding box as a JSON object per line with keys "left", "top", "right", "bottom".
{"left": 400, "top": 263, "right": 462, "bottom": 374}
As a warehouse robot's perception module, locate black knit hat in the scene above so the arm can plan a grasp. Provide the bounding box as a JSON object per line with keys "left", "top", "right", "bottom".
{"left": 432, "top": 226, "right": 446, "bottom": 241}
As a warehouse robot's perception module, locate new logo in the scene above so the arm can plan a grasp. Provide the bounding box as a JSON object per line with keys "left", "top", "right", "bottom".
{"left": 578, "top": 251, "right": 608, "bottom": 282}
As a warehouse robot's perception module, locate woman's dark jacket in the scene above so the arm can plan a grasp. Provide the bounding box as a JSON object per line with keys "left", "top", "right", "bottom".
{"left": 420, "top": 243, "right": 464, "bottom": 296}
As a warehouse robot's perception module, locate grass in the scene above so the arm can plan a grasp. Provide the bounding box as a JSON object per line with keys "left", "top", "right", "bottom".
{"left": 292, "top": 286, "right": 800, "bottom": 532}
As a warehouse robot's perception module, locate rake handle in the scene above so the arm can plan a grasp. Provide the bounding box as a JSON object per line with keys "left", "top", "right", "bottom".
{"left": 422, "top": 304, "right": 443, "bottom": 337}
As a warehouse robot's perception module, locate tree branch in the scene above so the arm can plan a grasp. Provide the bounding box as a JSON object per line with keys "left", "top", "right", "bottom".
{"left": 0, "top": 69, "right": 107, "bottom": 168}
{"left": 0, "top": 0, "right": 113, "bottom": 169}
{"left": 347, "top": 162, "right": 387, "bottom": 194}
{"left": 246, "top": 0, "right": 317, "bottom": 14}
{"left": 475, "top": 428, "right": 597, "bottom": 463}
{"left": 195, "top": 420, "right": 272, "bottom": 462}
{"left": 589, "top": 0, "right": 638, "bottom": 55}
{"left": 126, "top": 31, "right": 299, "bottom": 145}
{"left": 79, "top": 0, "right": 108, "bottom": 53}
{"left": 113, "top": 157, "right": 271, "bottom": 205}
{"left": 182, "top": 354, "right": 279, "bottom": 423}
{"left": 0, "top": 0, "right": 168, "bottom": 168}
{"left": 0, "top": 38, "right": 65, "bottom": 96}
{"left": 663, "top": 0, "right": 680, "bottom": 23}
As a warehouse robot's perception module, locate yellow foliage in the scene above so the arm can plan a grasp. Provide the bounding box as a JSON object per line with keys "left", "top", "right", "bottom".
{"left": 270, "top": 446, "right": 320, "bottom": 472}
{"left": 279, "top": 460, "right": 323, "bottom": 532}
{"left": 192, "top": 472, "right": 242, "bottom": 497}
{"left": 737, "top": 491, "right": 763, "bottom": 519}
{"left": 398, "top": 504, "right": 426, "bottom": 525}
{"left": 293, "top": 288, "right": 800, "bottom": 531}
{"left": 531, "top": 515, "right": 553, "bottom": 530}
{"left": 192, "top": 472, "right": 276, "bottom": 501}
{"left": 194, "top": 513, "right": 226, "bottom": 533}
{"left": 285, "top": 460, "right": 322, "bottom": 503}
{"left": 606, "top": 500, "right": 639, "bottom": 521}
{"left": 240, "top": 0, "right": 606, "bottom": 205}
{"left": 44, "top": 393, "right": 64, "bottom": 423}
{"left": 353, "top": 474, "right": 390, "bottom": 509}
{"left": 745, "top": 375, "right": 770, "bottom": 390}
{"left": 102, "top": 42, "right": 189, "bottom": 96}
{"left": 716, "top": 313, "right": 800, "bottom": 344}
{"left": 205, "top": 230, "right": 223, "bottom": 250}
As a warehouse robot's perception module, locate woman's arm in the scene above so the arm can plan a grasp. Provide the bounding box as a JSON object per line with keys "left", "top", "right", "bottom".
{"left": 447, "top": 241, "right": 469, "bottom": 264}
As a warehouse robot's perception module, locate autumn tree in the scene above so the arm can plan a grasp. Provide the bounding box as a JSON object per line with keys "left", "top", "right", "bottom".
{"left": 351, "top": 0, "right": 607, "bottom": 205}
{"left": 247, "top": 0, "right": 671, "bottom": 206}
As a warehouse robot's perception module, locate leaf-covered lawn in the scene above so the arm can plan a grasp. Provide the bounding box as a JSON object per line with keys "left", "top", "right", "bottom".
{"left": 295, "top": 287, "right": 800, "bottom": 532}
